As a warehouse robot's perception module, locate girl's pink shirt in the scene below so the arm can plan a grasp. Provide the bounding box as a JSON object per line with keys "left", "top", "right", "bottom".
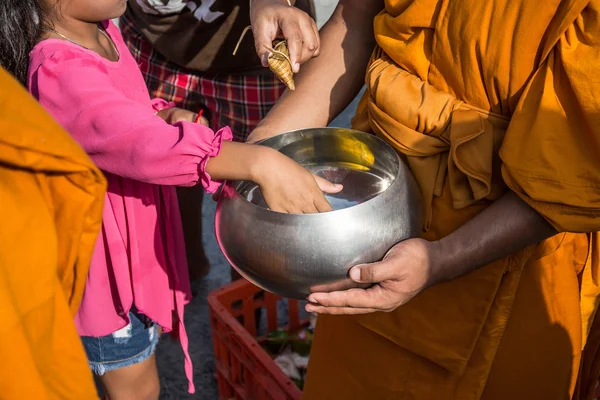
{"left": 28, "top": 21, "right": 233, "bottom": 393}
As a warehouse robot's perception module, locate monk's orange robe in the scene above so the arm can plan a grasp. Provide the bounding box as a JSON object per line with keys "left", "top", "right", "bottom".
{"left": 303, "top": 1, "right": 600, "bottom": 399}
{"left": 0, "top": 68, "right": 105, "bottom": 399}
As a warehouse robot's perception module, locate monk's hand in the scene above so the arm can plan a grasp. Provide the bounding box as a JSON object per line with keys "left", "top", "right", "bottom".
{"left": 251, "top": 0, "right": 320, "bottom": 72}
{"left": 305, "top": 238, "right": 443, "bottom": 315}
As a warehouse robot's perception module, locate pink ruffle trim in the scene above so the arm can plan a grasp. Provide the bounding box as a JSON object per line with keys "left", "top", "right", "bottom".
{"left": 151, "top": 98, "right": 176, "bottom": 114}
{"left": 199, "top": 126, "right": 233, "bottom": 193}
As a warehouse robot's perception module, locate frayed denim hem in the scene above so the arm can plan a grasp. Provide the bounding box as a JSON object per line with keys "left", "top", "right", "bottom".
{"left": 88, "top": 327, "right": 160, "bottom": 376}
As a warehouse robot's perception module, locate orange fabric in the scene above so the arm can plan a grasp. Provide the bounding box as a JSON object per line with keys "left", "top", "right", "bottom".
{"left": 353, "top": 48, "right": 510, "bottom": 231}
{"left": 0, "top": 67, "right": 105, "bottom": 399}
{"left": 303, "top": 1, "right": 600, "bottom": 399}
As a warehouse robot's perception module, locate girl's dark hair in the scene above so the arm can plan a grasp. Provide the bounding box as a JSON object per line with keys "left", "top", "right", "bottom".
{"left": 0, "top": 0, "right": 47, "bottom": 86}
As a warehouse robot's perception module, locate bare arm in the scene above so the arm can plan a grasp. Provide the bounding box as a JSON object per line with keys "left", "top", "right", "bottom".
{"left": 206, "top": 141, "right": 342, "bottom": 213}
{"left": 248, "top": 0, "right": 384, "bottom": 142}
{"left": 431, "top": 191, "right": 557, "bottom": 282}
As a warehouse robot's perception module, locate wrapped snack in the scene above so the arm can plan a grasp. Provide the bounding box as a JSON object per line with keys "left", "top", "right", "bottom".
{"left": 265, "top": 41, "right": 295, "bottom": 91}
{"left": 274, "top": 347, "right": 302, "bottom": 381}
{"left": 261, "top": 317, "right": 316, "bottom": 390}
{"left": 291, "top": 352, "right": 309, "bottom": 370}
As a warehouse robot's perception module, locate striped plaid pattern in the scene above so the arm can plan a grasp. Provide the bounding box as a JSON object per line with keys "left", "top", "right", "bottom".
{"left": 120, "top": 10, "right": 286, "bottom": 142}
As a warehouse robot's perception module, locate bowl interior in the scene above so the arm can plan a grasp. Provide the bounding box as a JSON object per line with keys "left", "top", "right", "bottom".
{"left": 234, "top": 128, "right": 399, "bottom": 211}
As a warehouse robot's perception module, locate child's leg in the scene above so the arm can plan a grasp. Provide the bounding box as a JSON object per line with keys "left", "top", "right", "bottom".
{"left": 99, "top": 355, "right": 159, "bottom": 400}
{"left": 81, "top": 311, "right": 161, "bottom": 400}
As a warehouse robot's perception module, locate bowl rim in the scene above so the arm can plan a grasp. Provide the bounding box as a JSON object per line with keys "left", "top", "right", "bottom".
{"left": 221, "top": 127, "right": 407, "bottom": 217}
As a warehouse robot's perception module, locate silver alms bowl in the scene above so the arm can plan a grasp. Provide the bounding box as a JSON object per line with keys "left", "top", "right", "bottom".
{"left": 215, "top": 127, "right": 422, "bottom": 299}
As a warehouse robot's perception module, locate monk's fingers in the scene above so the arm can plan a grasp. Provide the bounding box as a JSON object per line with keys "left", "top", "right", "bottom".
{"left": 307, "top": 286, "right": 399, "bottom": 312}
{"left": 305, "top": 304, "right": 380, "bottom": 315}
{"left": 349, "top": 258, "right": 401, "bottom": 284}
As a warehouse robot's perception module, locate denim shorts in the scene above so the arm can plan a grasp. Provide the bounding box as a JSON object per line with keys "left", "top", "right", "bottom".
{"left": 81, "top": 310, "right": 160, "bottom": 375}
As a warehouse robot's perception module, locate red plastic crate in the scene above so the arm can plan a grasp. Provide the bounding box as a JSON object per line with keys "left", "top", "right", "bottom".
{"left": 208, "top": 278, "right": 307, "bottom": 400}
{"left": 210, "top": 279, "right": 600, "bottom": 399}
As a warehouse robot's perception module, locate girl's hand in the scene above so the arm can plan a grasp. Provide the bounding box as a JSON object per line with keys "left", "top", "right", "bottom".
{"left": 254, "top": 149, "right": 343, "bottom": 213}
{"left": 157, "top": 107, "right": 209, "bottom": 126}
{"left": 251, "top": 0, "right": 320, "bottom": 73}
{"left": 206, "top": 142, "right": 342, "bottom": 213}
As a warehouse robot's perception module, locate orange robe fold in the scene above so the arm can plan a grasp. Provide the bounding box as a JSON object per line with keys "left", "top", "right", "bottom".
{"left": 0, "top": 67, "right": 106, "bottom": 399}
{"left": 303, "top": 1, "right": 600, "bottom": 399}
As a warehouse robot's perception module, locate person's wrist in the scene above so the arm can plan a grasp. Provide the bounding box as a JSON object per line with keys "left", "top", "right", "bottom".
{"left": 251, "top": 0, "right": 293, "bottom": 8}
{"left": 250, "top": 0, "right": 293, "bottom": 17}
{"left": 247, "top": 145, "right": 278, "bottom": 184}
{"left": 427, "top": 232, "right": 475, "bottom": 286}
{"left": 425, "top": 239, "right": 452, "bottom": 286}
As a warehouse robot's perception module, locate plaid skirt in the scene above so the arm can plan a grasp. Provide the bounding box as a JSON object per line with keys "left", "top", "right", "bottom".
{"left": 119, "top": 11, "right": 286, "bottom": 142}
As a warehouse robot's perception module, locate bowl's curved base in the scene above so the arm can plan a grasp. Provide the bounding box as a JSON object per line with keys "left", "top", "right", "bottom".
{"left": 231, "top": 265, "right": 371, "bottom": 300}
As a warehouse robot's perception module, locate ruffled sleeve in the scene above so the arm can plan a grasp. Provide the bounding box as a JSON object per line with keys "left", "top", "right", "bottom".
{"left": 28, "top": 48, "right": 231, "bottom": 191}
{"left": 150, "top": 98, "right": 175, "bottom": 114}
{"left": 198, "top": 127, "right": 231, "bottom": 192}
{"left": 500, "top": 5, "right": 600, "bottom": 232}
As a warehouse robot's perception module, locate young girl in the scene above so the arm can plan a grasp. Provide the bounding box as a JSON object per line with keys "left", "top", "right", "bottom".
{"left": 0, "top": 1, "right": 340, "bottom": 398}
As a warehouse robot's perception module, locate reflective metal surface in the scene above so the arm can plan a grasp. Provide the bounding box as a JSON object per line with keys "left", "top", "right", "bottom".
{"left": 215, "top": 128, "right": 422, "bottom": 299}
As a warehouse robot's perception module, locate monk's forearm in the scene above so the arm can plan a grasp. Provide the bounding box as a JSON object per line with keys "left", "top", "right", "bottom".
{"left": 430, "top": 191, "right": 557, "bottom": 282}
{"left": 250, "top": 0, "right": 381, "bottom": 141}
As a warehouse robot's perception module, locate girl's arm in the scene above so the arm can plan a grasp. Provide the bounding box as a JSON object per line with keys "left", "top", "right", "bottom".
{"left": 31, "top": 52, "right": 340, "bottom": 212}
{"left": 205, "top": 140, "right": 340, "bottom": 213}
{"left": 32, "top": 54, "right": 229, "bottom": 190}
